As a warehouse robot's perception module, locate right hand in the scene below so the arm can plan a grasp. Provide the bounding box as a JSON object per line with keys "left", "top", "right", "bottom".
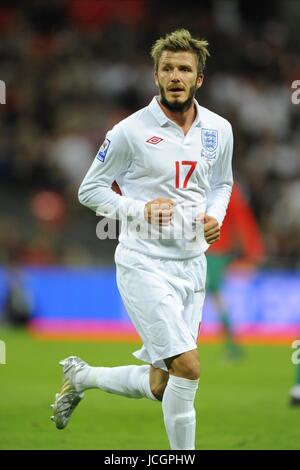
{"left": 144, "top": 198, "right": 174, "bottom": 226}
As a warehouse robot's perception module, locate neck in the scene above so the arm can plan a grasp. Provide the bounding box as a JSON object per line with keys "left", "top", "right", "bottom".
{"left": 158, "top": 98, "right": 197, "bottom": 134}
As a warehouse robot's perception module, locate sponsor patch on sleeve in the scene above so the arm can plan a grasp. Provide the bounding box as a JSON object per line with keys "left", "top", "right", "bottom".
{"left": 96, "top": 138, "right": 111, "bottom": 162}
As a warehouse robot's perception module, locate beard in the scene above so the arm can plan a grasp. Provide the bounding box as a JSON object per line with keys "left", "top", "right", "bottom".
{"left": 159, "top": 83, "right": 197, "bottom": 112}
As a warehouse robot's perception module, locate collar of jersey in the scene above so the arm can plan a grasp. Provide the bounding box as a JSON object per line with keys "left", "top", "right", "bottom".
{"left": 149, "top": 96, "right": 202, "bottom": 128}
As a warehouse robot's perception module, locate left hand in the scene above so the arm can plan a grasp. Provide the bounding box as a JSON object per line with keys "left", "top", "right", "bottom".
{"left": 203, "top": 214, "right": 220, "bottom": 244}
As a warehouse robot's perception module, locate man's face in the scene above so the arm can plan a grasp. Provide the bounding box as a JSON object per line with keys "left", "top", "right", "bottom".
{"left": 155, "top": 50, "right": 203, "bottom": 112}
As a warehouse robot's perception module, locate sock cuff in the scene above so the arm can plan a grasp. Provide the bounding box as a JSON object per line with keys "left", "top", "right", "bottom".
{"left": 167, "top": 375, "right": 199, "bottom": 400}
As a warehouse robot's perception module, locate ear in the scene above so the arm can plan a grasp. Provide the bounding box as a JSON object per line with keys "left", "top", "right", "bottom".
{"left": 154, "top": 70, "right": 159, "bottom": 88}
{"left": 196, "top": 74, "right": 204, "bottom": 90}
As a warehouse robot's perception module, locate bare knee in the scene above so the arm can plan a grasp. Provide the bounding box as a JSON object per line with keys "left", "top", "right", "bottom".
{"left": 166, "top": 350, "right": 200, "bottom": 380}
{"left": 151, "top": 382, "right": 168, "bottom": 401}
{"left": 150, "top": 366, "right": 169, "bottom": 401}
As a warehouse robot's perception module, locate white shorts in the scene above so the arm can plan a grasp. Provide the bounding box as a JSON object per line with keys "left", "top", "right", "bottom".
{"left": 115, "top": 244, "right": 207, "bottom": 371}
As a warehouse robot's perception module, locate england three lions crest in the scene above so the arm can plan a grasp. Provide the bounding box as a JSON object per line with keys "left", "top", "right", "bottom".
{"left": 201, "top": 128, "right": 218, "bottom": 159}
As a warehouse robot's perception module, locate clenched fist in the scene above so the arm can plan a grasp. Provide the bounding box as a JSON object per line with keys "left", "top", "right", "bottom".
{"left": 144, "top": 198, "right": 174, "bottom": 226}
{"left": 195, "top": 213, "right": 220, "bottom": 244}
{"left": 203, "top": 214, "right": 220, "bottom": 244}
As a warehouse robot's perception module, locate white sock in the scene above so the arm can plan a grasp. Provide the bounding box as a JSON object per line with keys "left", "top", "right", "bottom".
{"left": 76, "top": 364, "right": 156, "bottom": 400}
{"left": 162, "top": 375, "right": 199, "bottom": 450}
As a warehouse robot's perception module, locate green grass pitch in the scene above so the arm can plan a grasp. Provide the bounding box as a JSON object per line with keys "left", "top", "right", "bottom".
{"left": 0, "top": 328, "right": 299, "bottom": 450}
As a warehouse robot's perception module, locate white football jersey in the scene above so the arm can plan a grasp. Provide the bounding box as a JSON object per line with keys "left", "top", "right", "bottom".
{"left": 79, "top": 97, "right": 233, "bottom": 259}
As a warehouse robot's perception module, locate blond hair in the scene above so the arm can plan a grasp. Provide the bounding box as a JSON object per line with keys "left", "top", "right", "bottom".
{"left": 151, "top": 28, "right": 210, "bottom": 75}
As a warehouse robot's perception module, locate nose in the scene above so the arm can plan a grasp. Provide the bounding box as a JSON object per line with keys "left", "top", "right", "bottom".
{"left": 170, "top": 68, "right": 180, "bottom": 81}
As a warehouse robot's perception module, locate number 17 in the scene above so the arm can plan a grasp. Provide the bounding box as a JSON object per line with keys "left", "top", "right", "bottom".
{"left": 175, "top": 161, "right": 197, "bottom": 189}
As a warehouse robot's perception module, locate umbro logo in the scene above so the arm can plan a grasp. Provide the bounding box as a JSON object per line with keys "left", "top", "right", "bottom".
{"left": 146, "top": 136, "right": 163, "bottom": 145}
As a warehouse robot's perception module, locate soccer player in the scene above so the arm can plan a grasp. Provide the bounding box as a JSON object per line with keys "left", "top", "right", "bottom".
{"left": 51, "top": 29, "right": 233, "bottom": 450}
{"left": 206, "top": 182, "right": 265, "bottom": 358}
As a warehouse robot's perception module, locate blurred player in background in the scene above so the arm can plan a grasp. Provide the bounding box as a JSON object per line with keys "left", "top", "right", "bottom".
{"left": 51, "top": 29, "right": 233, "bottom": 450}
{"left": 206, "top": 183, "right": 265, "bottom": 358}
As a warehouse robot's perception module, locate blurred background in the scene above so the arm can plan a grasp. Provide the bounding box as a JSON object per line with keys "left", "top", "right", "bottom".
{"left": 0, "top": 0, "right": 299, "bottom": 338}
{"left": 0, "top": 0, "right": 300, "bottom": 450}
